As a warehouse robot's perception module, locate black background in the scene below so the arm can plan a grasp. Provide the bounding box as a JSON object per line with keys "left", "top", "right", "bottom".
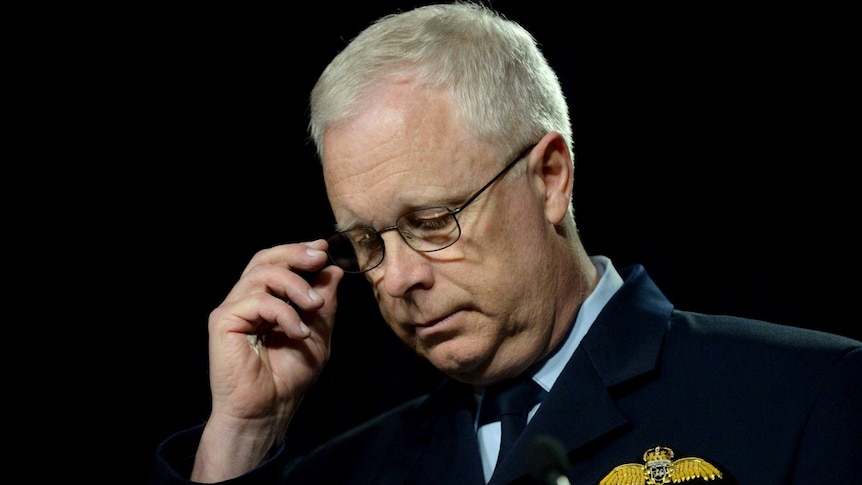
{"left": 51, "top": 2, "right": 859, "bottom": 482}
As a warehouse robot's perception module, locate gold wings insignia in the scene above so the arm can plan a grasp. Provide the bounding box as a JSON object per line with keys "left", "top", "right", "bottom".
{"left": 672, "top": 457, "right": 723, "bottom": 482}
{"left": 600, "top": 464, "right": 646, "bottom": 485}
{"left": 599, "top": 446, "right": 723, "bottom": 485}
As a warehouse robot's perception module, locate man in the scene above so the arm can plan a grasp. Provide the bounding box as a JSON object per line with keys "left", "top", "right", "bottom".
{"left": 150, "top": 2, "right": 861, "bottom": 484}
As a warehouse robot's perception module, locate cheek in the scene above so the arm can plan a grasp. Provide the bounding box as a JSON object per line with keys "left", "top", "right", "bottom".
{"left": 489, "top": 190, "right": 544, "bottom": 250}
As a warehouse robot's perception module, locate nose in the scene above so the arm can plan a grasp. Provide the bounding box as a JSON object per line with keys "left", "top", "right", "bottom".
{"left": 376, "top": 230, "right": 433, "bottom": 297}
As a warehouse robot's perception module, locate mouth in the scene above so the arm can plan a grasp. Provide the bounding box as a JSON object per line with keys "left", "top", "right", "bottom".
{"left": 412, "top": 309, "right": 464, "bottom": 335}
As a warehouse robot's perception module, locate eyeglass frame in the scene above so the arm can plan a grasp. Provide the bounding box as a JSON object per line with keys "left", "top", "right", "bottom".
{"left": 326, "top": 142, "right": 539, "bottom": 273}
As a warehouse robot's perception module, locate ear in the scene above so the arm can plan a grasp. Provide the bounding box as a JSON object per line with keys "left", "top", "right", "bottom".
{"left": 531, "top": 131, "right": 573, "bottom": 225}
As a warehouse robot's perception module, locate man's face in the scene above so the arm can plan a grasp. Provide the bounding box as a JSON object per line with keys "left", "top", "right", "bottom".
{"left": 321, "top": 80, "right": 558, "bottom": 385}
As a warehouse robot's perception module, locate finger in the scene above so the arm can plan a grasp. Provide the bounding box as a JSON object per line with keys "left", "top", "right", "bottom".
{"left": 226, "top": 262, "right": 326, "bottom": 312}
{"left": 241, "top": 240, "right": 329, "bottom": 279}
{"left": 273, "top": 265, "right": 343, "bottom": 340}
{"left": 213, "top": 291, "right": 311, "bottom": 340}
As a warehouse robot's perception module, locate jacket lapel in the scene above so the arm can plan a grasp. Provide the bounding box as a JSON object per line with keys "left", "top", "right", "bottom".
{"left": 400, "top": 379, "right": 487, "bottom": 485}
{"left": 489, "top": 265, "right": 673, "bottom": 484}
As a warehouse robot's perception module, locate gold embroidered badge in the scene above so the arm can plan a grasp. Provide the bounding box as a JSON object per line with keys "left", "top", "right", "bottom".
{"left": 599, "top": 446, "right": 723, "bottom": 484}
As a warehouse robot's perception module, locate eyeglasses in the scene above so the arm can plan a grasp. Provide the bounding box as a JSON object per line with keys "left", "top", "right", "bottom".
{"left": 326, "top": 143, "right": 537, "bottom": 273}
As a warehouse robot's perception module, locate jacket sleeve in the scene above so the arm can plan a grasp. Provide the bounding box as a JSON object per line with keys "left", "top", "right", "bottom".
{"left": 792, "top": 346, "right": 862, "bottom": 482}
{"left": 148, "top": 425, "right": 288, "bottom": 485}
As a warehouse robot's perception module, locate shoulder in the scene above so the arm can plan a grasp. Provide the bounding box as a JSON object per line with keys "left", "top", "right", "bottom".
{"left": 664, "top": 310, "right": 861, "bottom": 381}
{"left": 668, "top": 310, "right": 860, "bottom": 353}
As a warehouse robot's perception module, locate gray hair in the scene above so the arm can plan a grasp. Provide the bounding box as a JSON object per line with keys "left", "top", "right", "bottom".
{"left": 309, "top": 2, "right": 573, "bottom": 163}
{"left": 309, "top": 2, "right": 577, "bottom": 229}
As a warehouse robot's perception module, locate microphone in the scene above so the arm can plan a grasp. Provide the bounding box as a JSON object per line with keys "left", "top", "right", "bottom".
{"left": 527, "top": 434, "right": 572, "bottom": 485}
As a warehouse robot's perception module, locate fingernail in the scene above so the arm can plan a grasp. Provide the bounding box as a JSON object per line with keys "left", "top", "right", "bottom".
{"left": 306, "top": 247, "right": 326, "bottom": 258}
{"left": 299, "top": 321, "right": 310, "bottom": 335}
{"left": 308, "top": 289, "right": 323, "bottom": 301}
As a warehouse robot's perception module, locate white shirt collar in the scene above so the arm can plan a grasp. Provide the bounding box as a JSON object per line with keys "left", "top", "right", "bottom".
{"left": 533, "top": 255, "right": 623, "bottom": 392}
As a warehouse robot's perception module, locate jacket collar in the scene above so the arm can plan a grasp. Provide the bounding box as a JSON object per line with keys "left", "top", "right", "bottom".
{"left": 489, "top": 264, "right": 673, "bottom": 484}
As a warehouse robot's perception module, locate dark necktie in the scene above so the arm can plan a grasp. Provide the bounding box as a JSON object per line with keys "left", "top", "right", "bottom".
{"left": 478, "top": 377, "right": 547, "bottom": 464}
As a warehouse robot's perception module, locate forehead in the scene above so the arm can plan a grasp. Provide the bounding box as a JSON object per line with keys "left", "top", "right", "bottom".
{"left": 322, "top": 81, "right": 497, "bottom": 228}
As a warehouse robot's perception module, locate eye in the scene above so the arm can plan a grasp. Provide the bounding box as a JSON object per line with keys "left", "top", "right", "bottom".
{"left": 400, "top": 207, "right": 453, "bottom": 233}
{"left": 349, "top": 230, "right": 379, "bottom": 253}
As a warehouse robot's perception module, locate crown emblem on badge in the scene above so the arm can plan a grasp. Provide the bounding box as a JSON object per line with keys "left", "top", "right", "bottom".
{"left": 600, "top": 446, "right": 723, "bottom": 485}
{"left": 643, "top": 446, "right": 674, "bottom": 463}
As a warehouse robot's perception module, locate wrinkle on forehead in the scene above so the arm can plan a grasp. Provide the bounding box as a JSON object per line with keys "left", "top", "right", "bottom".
{"left": 327, "top": 155, "right": 458, "bottom": 232}
{"left": 322, "top": 80, "right": 491, "bottom": 231}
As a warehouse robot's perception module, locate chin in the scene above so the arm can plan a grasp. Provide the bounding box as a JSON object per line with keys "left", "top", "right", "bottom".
{"left": 422, "top": 339, "right": 497, "bottom": 382}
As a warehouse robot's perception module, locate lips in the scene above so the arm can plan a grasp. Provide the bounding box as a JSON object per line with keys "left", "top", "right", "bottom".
{"left": 410, "top": 309, "right": 465, "bottom": 338}
{"left": 412, "top": 308, "right": 457, "bottom": 326}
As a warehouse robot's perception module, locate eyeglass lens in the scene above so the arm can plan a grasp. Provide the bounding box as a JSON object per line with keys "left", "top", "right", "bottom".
{"left": 327, "top": 207, "right": 461, "bottom": 273}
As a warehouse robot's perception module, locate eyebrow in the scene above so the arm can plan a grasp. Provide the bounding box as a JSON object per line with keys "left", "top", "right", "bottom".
{"left": 333, "top": 216, "right": 369, "bottom": 233}
{"left": 333, "top": 190, "right": 467, "bottom": 234}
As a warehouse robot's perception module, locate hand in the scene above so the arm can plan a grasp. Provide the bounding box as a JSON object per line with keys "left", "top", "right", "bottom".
{"left": 192, "top": 239, "right": 343, "bottom": 482}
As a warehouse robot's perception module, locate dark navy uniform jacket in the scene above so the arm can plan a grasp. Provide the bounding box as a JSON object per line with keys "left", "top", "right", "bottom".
{"left": 150, "top": 265, "right": 862, "bottom": 484}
